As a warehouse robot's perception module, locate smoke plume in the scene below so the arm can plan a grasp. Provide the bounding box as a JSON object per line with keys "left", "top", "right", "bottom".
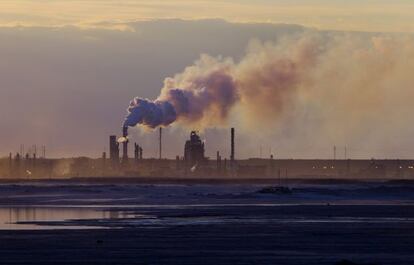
{"left": 125, "top": 32, "right": 414, "bottom": 155}
{"left": 124, "top": 56, "right": 238, "bottom": 129}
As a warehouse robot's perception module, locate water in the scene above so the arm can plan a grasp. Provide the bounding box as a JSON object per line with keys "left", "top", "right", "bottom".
{"left": 2, "top": 203, "right": 414, "bottom": 232}
{"left": 0, "top": 206, "right": 116, "bottom": 230}
{"left": 1, "top": 182, "right": 414, "bottom": 230}
{"left": 0, "top": 183, "right": 413, "bottom": 264}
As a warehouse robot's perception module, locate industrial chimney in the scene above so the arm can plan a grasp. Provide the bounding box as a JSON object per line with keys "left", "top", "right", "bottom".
{"left": 122, "top": 126, "right": 128, "bottom": 162}
{"left": 230, "top": 127, "right": 235, "bottom": 163}
{"left": 159, "top": 127, "right": 162, "bottom": 160}
{"left": 109, "top": 135, "right": 119, "bottom": 164}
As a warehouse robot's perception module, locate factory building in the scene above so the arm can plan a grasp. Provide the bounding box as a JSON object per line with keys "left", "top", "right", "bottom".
{"left": 184, "top": 131, "right": 205, "bottom": 167}
{"left": 5, "top": 126, "right": 414, "bottom": 179}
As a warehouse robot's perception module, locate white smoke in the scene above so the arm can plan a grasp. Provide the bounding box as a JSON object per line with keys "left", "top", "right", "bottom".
{"left": 117, "top": 136, "right": 128, "bottom": 143}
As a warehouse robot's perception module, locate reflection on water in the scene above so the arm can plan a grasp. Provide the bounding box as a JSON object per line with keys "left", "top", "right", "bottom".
{"left": 0, "top": 207, "right": 121, "bottom": 230}
{"left": 3, "top": 204, "right": 414, "bottom": 230}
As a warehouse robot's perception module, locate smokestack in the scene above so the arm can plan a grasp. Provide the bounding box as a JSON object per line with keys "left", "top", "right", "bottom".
{"left": 230, "top": 128, "right": 235, "bottom": 163}
{"left": 122, "top": 126, "right": 128, "bottom": 162}
{"left": 134, "top": 143, "right": 139, "bottom": 161}
{"left": 159, "top": 127, "right": 162, "bottom": 160}
{"left": 109, "top": 135, "right": 119, "bottom": 164}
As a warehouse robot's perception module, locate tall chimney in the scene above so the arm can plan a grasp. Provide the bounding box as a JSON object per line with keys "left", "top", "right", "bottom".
{"left": 122, "top": 126, "right": 128, "bottom": 161}
{"left": 230, "top": 128, "right": 235, "bottom": 163}
{"left": 109, "top": 135, "right": 119, "bottom": 164}
{"left": 159, "top": 127, "right": 162, "bottom": 160}
{"left": 134, "top": 143, "right": 139, "bottom": 161}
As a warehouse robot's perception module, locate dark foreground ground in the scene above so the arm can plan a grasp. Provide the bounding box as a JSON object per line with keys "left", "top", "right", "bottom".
{"left": 0, "top": 181, "right": 414, "bottom": 265}
{"left": 2, "top": 214, "right": 414, "bottom": 265}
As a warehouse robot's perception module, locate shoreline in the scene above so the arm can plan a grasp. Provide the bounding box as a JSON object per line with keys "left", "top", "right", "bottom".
{"left": 0, "top": 176, "right": 413, "bottom": 185}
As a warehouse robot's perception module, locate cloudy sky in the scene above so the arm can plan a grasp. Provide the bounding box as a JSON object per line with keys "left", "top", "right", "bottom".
{"left": 1, "top": 0, "right": 414, "bottom": 32}
{"left": 1, "top": 1, "right": 414, "bottom": 159}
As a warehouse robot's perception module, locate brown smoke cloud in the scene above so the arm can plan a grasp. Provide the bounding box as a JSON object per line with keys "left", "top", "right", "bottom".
{"left": 127, "top": 32, "right": 414, "bottom": 157}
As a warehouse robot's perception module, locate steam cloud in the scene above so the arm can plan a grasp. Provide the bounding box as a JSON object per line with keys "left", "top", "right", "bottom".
{"left": 124, "top": 32, "right": 414, "bottom": 154}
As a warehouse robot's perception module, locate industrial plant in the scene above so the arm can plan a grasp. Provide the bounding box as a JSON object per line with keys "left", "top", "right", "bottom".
{"left": 1, "top": 127, "right": 414, "bottom": 181}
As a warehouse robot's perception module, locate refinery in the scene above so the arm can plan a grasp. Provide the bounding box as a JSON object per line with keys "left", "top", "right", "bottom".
{"left": 1, "top": 127, "right": 414, "bottom": 180}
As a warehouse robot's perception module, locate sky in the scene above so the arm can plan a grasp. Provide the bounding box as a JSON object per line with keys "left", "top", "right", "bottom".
{"left": 1, "top": 0, "right": 414, "bottom": 32}
{"left": 1, "top": 1, "right": 414, "bottom": 159}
